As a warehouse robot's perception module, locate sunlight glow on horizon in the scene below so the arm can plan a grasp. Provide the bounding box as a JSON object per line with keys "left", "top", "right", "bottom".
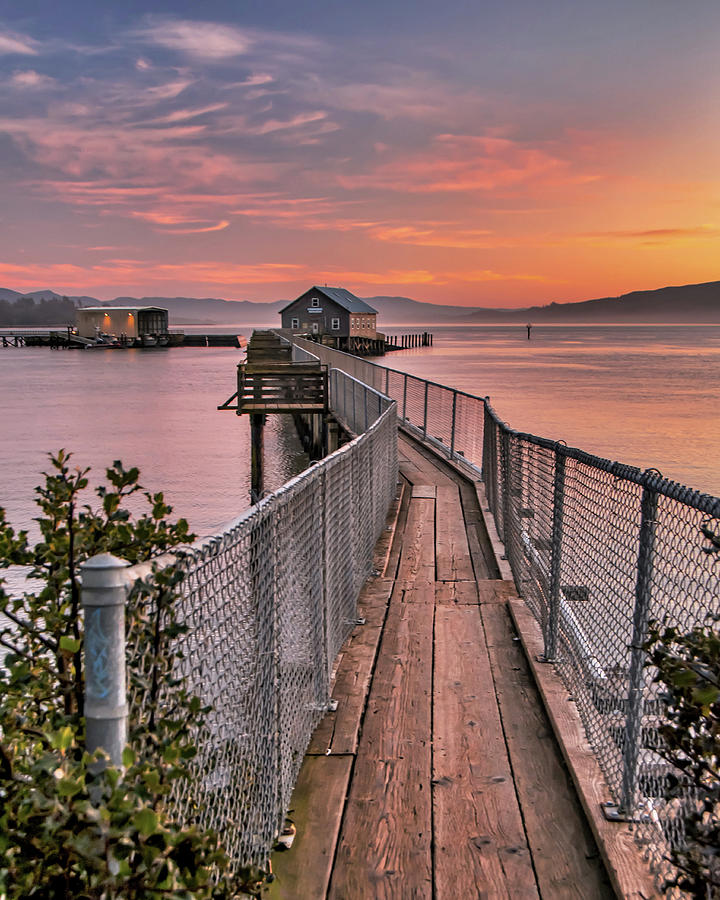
{"left": 1, "top": 1, "right": 719, "bottom": 306}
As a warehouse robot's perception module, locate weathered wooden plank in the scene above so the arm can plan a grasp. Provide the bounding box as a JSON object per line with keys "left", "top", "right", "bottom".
{"left": 435, "top": 580, "right": 478, "bottom": 606}
{"left": 476, "top": 579, "right": 517, "bottom": 605}
{"left": 398, "top": 460, "right": 426, "bottom": 485}
{"left": 435, "top": 484, "right": 475, "bottom": 582}
{"left": 458, "top": 479, "right": 500, "bottom": 580}
{"left": 309, "top": 624, "right": 384, "bottom": 755}
{"left": 269, "top": 755, "right": 353, "bottom": 900}
{"left": 398, "top": 435, "right": 456, "bottom": 487}
{"left": 371, "top": 482, "right": 404, "bottom": 576}
{"left": 383, "top": 477, "right": 411, "bottom": 580}
{"left": 396, "top": 498, "right": 435, "bottom": 587}
{"left": 309, "top": 579, "right": 393, "bottom": 756}
{"left": 358, "top": 577, "right": 395, "bottom": 622}
{"left": 329, "top": 589, "right": 434, "bottom": 899}
{"left": 508, "top": 599, "right": 661, "bottom": 900}
{"left": 433, "top": 602, "right": 539, "bottom": 899}
{"left": 481, "top": 602, "right": 614, "bottom": 899}
{"left": 474, "top": 481, "right": 514, "bottom": 581}
{"left": 411, "top": 483, "right": 436, "bottom": 499}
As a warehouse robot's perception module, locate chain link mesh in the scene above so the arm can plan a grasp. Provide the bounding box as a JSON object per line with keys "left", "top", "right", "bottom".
{"left": 285, "top": 339, "right": 719, "bottom": 894}
{"left": 125, "top": 357, "right": 397, "bottom": 873}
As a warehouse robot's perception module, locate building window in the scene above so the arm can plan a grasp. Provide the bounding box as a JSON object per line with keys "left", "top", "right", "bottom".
{"left": 291, "top": 317, "right": 299, "bottom": 329}
{"left": 331, "top": 317, "right": 340, "bottom": 330}
{"left": 311, "top": 297, "right": 320, "bottom": 307}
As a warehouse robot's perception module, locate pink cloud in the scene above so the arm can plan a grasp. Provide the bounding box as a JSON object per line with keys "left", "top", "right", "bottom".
{"left": 10, "top": 69, "right": 55, "bottom": 89}
{"left": 0, "top": 31, "right": 38, "bottom": 55}
{"left": 337, "top": 134, "right": 594, "bottom": 194}
{"left": 161, "top": 220, "right": 230, "bottom": 234}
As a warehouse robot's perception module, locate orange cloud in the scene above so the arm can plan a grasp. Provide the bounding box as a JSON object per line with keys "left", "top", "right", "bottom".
{"left": 371, "top": 224, "right": 505, "bottom": 249}
{"left": 0, "top": 257, "right": 558, "bottom": 295}
{"left": 337, "top": 134, "right": 596, "bottom": 194}
{"left": 162, "top": 220, "right": 230, "bottom": 234}
{"left": 580, "top": 225, "right": 720, "bottom": 245}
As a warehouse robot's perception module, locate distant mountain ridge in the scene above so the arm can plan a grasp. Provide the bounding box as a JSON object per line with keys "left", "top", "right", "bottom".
{"left": 1, "top": 280, "right": 719, "bottom": 325}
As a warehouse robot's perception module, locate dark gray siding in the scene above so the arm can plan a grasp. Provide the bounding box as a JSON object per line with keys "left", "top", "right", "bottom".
{"left": 281, "top": 289, "right": 350, "bottom": 336}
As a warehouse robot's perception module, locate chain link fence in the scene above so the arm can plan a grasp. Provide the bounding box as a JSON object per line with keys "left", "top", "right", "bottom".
{"left": 287, "top": 337, "right": 720, "bottom": 892}
{"left": 119, "top": 356, "right": 397, "bottom": 872}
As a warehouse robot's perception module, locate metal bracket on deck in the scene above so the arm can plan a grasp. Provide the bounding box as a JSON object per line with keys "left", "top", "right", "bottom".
{"left": 345, "top": 616, "right": 366, "bottom": 626}
{"left": 327, "top": 699, "right": 338, "bottom": 712}
{"left": 601, "top": 801, "right": 633, "bottom": 822}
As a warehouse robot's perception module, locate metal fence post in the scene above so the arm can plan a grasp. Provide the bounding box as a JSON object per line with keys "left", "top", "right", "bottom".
{"left": 385, "top": 368, "right": 390, "bottom": 397}
{"left": 482, "top": 400, "right": 494, "bottom": 512}
{"left": 81, "top": 553, "right": 129, "bottom": 766}
{"left": 364, "top": 385, "right": 369, "bottom": 432}
{"left": 450, "top": 390, "right": 457, "bottom": 459}
{"left": 402, "top": 374, "right": 408, "bottom": 422}
{"left": 423, "top": 381, "right": 429, "bottom": 440}
{"left": 620, "top": 480, "right": 658, "bottom": 815}
{"left": 501, "top": 428, "right": 512, "bottom": 546}
{"left": 544, "top": 444, "right": 566, "bottom": 661}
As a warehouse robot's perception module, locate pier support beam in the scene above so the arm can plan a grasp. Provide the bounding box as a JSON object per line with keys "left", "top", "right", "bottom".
{"left": 250, "top": 413, "right": 265, "bottom": 504}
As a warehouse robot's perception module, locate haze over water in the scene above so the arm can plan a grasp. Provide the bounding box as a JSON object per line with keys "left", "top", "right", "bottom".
{"left": 1, "top": 323, "right": 718, "bottom": 550}
{"left": 382, "top": 323, "right": 720, "bottom": 497}
{"left": 0, "top": 342, "right": 307, "bottom": 541}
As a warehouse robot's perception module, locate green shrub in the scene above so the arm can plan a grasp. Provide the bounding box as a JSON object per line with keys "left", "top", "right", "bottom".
{"left": 644, "top": 522, "right": 720, "bottom": 898}
{"left": 0, "top": 452, "right": 265, "bottom": 898}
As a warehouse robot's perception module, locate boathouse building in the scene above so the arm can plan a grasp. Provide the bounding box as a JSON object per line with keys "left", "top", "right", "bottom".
{"left": 76, "top": 306, "right": 169, "bottom": 341}
{"left": 280, "top": 287, "right": 377, "bottom": 345}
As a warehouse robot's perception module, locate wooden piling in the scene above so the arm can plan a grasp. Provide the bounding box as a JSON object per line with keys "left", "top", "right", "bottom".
{"left": 250, "top": 413, "right": 265, "bottom": 504}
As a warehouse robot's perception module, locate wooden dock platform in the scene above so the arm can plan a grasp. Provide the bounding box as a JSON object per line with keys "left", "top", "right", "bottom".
{"left": 268, "top": 432, "right": 659, "bottom": 899}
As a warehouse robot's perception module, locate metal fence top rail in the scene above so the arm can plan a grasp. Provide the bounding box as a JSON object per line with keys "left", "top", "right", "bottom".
{"left": 280, "top": 331, "right": 720, "bottom": 517}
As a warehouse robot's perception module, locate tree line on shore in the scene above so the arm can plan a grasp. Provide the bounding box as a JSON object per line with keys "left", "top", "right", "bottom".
{"left": 0, "top": 296, "right": 77, "bottom": 327}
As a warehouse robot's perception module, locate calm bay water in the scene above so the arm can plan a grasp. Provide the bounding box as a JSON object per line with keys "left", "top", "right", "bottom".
{"left": 381, "top": 323, "right": 720, "bottom": 497}
{"left": 1, "top": 323, "right": 718, "bottom": 550}
{"left": 0, "top": 336, "right": 307, "bottom": 541}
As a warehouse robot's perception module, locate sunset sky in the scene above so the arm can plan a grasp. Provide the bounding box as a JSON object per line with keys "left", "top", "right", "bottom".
{"left": 1, "top": 0, "right": 719, "bottom": 307}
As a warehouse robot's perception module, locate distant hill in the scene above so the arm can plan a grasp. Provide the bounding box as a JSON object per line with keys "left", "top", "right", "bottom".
{"left": 470, "top": 281, "right": 720, "bottom": 324}
{"left": 105, "top": 296, "right": 285, "bottom": 325}
{"left": 1, "top": 280, "right": 718, "bottom": 325}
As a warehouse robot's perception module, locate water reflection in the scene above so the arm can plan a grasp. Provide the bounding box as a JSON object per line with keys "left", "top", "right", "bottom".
{"left": 381, "top": 324, "right": 720, "bottom": 496}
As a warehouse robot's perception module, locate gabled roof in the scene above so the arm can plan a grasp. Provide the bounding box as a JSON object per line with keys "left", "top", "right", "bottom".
{"left": 280, "top": 286, "right": 377, "bottom": 315}
{"left": 78, "top": 306, "right": 167, "bottom": 313}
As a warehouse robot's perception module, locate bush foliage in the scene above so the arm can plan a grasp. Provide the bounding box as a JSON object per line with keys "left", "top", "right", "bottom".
{"left": 0, "top": 452, "right": 262, "bottom": 898}
{"left": 644, "top": 522, "right": 720, "bottom": 898}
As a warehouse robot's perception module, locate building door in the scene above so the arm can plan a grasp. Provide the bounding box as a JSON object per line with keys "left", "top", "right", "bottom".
{"left": 311, "top": 322, "right": 319, "bottom": 334}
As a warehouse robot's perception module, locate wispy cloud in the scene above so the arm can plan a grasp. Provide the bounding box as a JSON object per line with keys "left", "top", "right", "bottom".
{"left": 582, "top": 225, "right": 720, "bottom": 244}
{"left": 0, "top": 30, "right": 38, "bottom": 55}
{"left": 145, "top": 80, "right": 194, "bottom": 101}
{"left": 145, "top": 103, "right": 228, "bottom": 125}
{"left": 134, "top": 18, "right": 253, "bottom": 59}
{"left": 247, "top": 111, "right": 332, "bottom": 136}
{"left": 163, "top": 220, "right": 230, "bottom": 234}
{"left": 338, "top": 134, "right": 592, "bottom": 194}
{"left": 9, "top": 70, "right": 56, "bottom": 89}
{"left": 371, "top": 224, "right": 504, "bottom": 249}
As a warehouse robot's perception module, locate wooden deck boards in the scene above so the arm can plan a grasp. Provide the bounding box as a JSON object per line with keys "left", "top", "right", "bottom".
{"left": 433, "top": 600, "right": 538, "bottom": 899}
{"left": 329, "top": 585, "right": 435, "bottom": 899}
{"left": 271, "top": 433, "right": 626, "bottom": 899}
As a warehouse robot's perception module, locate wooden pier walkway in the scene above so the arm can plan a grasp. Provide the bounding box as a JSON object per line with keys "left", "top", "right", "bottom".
{"left": 269, "top": 433, "right": 636, "bottom": 899}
